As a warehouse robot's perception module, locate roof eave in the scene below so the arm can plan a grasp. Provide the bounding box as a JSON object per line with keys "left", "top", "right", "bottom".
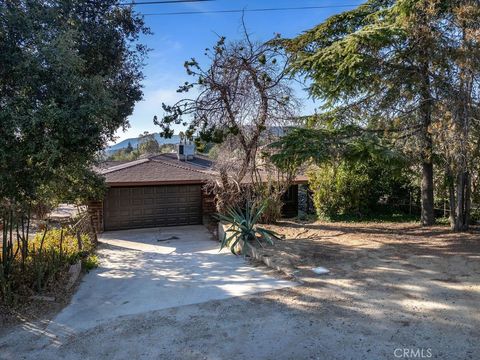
{"left": 106, "top": 180, "right": 208, "bottom": 187}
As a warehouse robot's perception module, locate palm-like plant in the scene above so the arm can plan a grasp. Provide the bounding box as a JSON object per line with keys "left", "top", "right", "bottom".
{"left": 217, "top": 202, "right": 280, "bottom": 255}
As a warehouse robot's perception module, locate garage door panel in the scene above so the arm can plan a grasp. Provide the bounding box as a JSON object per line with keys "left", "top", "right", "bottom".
{"left": 104, "top": 185, "right": 202, "bottom": 230}
{"left": 132, "top": 209, "right": 142, "bottom": 216}
{"left": 143, "top": 198, "right": 154, "bottom": 206}
{"left": 119, "top": 199, "right": 130, "bottom": 207}
{"left": 143, "top": 187, "right": 154, "bottom": 195}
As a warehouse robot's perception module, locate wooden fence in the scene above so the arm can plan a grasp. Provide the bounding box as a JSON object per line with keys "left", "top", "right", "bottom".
{"left": 70, "top": 212, "right": 98, "bottom": 250}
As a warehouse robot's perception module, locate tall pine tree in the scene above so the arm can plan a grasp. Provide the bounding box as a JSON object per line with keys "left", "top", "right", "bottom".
{"left": 280, "top": 0, "right": 464, "bottom": 226}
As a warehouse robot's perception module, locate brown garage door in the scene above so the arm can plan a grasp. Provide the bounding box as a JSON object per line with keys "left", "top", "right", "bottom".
{"left": 103, "top": 185, "right": 202, "bottom": 231}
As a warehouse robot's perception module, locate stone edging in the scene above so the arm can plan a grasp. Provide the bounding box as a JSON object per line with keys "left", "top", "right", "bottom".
{"left": 218, "top": 222, "right": 300, "bottom": 282}
{"left": 66, "top": 260, "right": 82, "bottom": 290}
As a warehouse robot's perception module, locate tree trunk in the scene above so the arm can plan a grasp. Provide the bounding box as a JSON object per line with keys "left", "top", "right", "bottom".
{"left": 453, "top": 171, "right": 471, "bottom": 231}
{"left": 465, "top": 173, "right": 471, "bottom": 227}
{"left": 416, "top": 11, "right": 435, "bottom": 227}
{"left": 419, "top": 82, "right": 435, "bottom": 226}
{"left": 451, "top": 13, "right": 473, "bottom": 232}
{"left": 454, "top": 172, "right": 465, "bottom": 231}
{"left": 447, "top": 168, "right": 456, "bottom": 230}
{"left": 418, "top": 51, "right": 435, "bottom": 226}
{"left": 421, "top": 161, "right": 435, "bottom": 226}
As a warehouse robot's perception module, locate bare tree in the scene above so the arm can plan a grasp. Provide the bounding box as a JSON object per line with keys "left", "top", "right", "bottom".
{"left": 155, "top": 28, "right": 299, "bottom": 214}
{"left": 155, "top": 30, "right": 298, "bottom": 177}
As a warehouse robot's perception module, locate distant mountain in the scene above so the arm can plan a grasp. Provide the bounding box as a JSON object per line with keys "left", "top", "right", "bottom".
{"left": 106, "top": 126, "right": 289, "bottom": 155}
{"left": 106, "top": 133, "right": 181, "bottom": 155}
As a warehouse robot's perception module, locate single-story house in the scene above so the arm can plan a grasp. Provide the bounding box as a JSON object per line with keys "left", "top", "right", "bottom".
{"left": 88, "top": 148, "right": 307, "bottom": 232}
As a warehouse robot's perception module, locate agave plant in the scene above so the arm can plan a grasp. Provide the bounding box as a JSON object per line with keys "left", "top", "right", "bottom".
{"left": 217, "top": 201, "right": 280, "bottom": 255}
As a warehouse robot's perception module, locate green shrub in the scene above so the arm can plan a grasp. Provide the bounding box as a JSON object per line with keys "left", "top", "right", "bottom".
{"left": 308, "top": 160, "right": 415, "bottom": 219}
{"left": 82, "top": 254, "right": 99, "bottom": 272}
{"left": 1, "top": 227, "right": 95, "bottom": 303}
{"left": 32, "top": 228, "right": 91, "bottom": 264}
{"left": 26, "top": 228, "right": 91, "bottom": 292}
{"left": 308, "top": 162, "right": 370, "bottom": 218}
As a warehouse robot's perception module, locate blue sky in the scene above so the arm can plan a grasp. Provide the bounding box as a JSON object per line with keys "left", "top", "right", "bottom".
{"left": 115, "top": 0, "right": 363, "bottom": 143}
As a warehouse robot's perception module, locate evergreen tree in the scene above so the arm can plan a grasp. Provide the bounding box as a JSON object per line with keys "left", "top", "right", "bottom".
{"left": 277, "top": 0, "right": 479, "bottom": 229}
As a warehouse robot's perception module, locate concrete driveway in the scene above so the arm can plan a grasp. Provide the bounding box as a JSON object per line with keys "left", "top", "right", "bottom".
{"left": 0, "top": 225, "right": 295, "bottom": 356}
{"left": 51, "top": 225, "right": 294, "bottom": 334}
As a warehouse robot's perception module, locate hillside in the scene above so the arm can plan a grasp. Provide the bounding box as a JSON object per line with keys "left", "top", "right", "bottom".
{"left": 106, "top": 133, "right": 181, "bottom": 155}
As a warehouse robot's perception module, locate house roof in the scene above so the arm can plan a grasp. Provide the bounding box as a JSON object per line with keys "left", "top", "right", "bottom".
{"left": 98, "top": 152, "right": 307, "bottom": 187}
{"left": 100, "top": 153, "right": 214, "bottom": 186}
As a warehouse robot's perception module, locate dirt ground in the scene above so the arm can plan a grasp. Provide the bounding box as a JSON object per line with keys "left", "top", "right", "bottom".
{"left": 1, "top": 221, "right": 479, "bottom": 359}
{"left": 263, "top": 220, "right": 480, "bottom": 281}
{"left": 0, "top": 270, "right": 81, "bottom": 332}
